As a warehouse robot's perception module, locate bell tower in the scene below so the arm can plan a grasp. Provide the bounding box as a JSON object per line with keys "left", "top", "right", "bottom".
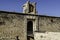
{"left": 23, "top": 0, "right": 37, "bottom": 14}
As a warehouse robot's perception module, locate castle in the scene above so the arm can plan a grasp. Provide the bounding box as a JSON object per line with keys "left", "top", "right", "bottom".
{"left": 0, "top": 1, "right": 60, "bottom": 40}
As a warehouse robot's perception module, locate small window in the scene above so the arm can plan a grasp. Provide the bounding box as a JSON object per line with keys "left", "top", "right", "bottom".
{"left": 51, "top": 19, "right": 53, "bottom": 22}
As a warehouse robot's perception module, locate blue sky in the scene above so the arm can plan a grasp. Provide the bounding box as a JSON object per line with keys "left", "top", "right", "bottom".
{"left": 0, "top": 0, "right": 60, "bottom": 17}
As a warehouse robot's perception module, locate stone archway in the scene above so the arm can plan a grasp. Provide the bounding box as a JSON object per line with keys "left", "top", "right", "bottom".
{"left": 27, "top": 21, "right": 33, "bottom": 35}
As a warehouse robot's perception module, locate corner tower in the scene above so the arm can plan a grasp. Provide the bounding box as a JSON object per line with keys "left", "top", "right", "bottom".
{"left": 23, "top": 0, "right": 37, "bottom": 15}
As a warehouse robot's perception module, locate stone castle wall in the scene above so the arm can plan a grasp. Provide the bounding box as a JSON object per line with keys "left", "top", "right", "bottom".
{"left": 34, "top": 32, "right": 60, "bottom": 40}
{"left": 34, "top": 16, "right": 60, "bottom": 40}
{"left": 0, "top": 12, "right": 60, "bottom": 40}
{"left": 39, "top": 16, "right": 60, "bottom": 32}
{"left": 0, "top": 13, "right": 26, "bottom": 40}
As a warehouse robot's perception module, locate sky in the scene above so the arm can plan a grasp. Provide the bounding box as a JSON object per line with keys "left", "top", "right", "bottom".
{"left": 0, "top": 0, "right": 60, "bottom": 17}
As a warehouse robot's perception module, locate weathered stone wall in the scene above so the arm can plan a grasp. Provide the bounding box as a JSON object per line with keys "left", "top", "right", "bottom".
{"left": 0, "top": 13, "right": 26, "bottom": 40}
{"left": 1, "top": 12, "right": 60, "bottom": 40}
{"left": 39, "top": 16, "right": 60, "bottom": 32}
{"left": 34, "top": 32, "right": 60, "bottom": 40}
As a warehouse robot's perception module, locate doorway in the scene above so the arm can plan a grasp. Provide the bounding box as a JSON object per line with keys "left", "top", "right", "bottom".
{"left": 27, "top": 21, "right": 33, "bottom": 35}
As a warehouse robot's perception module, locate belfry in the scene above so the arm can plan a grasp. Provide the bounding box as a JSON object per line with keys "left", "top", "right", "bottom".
{"left": 23, "top": 0, "right": 37, "bottom": 14}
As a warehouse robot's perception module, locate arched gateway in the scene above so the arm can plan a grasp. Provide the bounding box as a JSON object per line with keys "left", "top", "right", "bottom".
{"left": 27, "top": 21, "right": 33, "bottom": 35}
